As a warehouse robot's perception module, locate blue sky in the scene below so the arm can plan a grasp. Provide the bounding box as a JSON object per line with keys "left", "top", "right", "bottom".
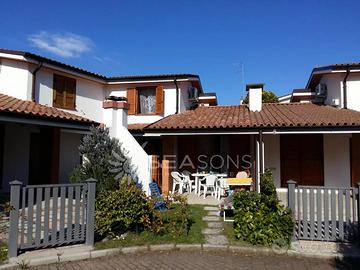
{"left": 2, "top": 0, "right": 360, "bottom": 104}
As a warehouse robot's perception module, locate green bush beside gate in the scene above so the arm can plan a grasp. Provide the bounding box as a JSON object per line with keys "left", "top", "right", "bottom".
{"left": 233, "top": 170, "right": 294, "bottom": 247}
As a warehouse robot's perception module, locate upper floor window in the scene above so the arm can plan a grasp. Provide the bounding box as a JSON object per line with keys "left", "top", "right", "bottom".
{"left": 138, "top": 87, "right": 156, "bottom": 114}
{"left": 127, "top": 86, "right": 164, "bottom": 115}
{"left": 53, "top": 74, "right": 76, "bottom": 110}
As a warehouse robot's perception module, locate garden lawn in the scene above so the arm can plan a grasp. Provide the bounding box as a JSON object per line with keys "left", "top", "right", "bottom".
{"left": 95, "top": 205, "right": 207, "bottom": 249}
{"left": 0, "top": 242, "right": 7, "bottom": 263}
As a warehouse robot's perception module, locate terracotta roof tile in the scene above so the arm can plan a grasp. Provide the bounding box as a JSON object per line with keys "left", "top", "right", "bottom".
{"left": 128, "top": 123, "right": 150, "bottom": 132}
{"left": 146, "top": 103, "right": 360, "bottom": 130}
{"left": 0, "top": 93, "right": 94, "bottom": 124}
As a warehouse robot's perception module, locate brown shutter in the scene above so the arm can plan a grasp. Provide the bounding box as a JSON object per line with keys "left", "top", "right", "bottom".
{"left": 127, "top": 88, "right": 138, "bottom": 115}
{"left": 155, "top": 85, "right": 164, "bottom": 114}
{"left": 351, "top": 134, "right": 360, "bottom": 187}
{"left": 53, "top": 74, "right": 76, "bottom": 109}
{"left": 53, "top": 75, "right": 64, "bottom": 108}
{"left": 280, "top": 134, "right": 324, "bottom": 187}
{"left": 64, "top": 77, "right": 76, "bottom": 109}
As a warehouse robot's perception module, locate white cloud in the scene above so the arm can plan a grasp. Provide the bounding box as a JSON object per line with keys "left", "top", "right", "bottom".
{"left": 28, "top": 31, "right": 93, "bottom": 58}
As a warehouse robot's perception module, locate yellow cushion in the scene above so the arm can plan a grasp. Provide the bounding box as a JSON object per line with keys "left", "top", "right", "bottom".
{"left": 226, "top": 178, "right": 253, "bottom": 185}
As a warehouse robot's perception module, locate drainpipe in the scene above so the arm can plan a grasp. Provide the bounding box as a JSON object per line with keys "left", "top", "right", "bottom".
{"left": 31, "top": 62, "right": 43, "bottom": 102}
{"left": 258, "top": 130, "right": 264, "bottom": 192}
{"left": 174, "top": 78, "right": 179, "bottom": 114}
{"left": 343, "top": 68, "right": 350, "bottom": 109}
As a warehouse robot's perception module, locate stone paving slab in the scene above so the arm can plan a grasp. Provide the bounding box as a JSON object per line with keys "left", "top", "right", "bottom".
{"left": 203, "top": 216, "right": 220, "bottom": 222}
{"left": 204, "top": 206, "right": 219, "bottom": 211}
{"left": 202, "top": 228, "right": 223, "bottom": 235}
{"left": 207, "top": 222, "right": 223, "bottom": 228}
{"left": 205, "top": 234, "right": 229, "bottom": 246}
{"left": 207, "top": 211, "right": 219, "bottom": 216}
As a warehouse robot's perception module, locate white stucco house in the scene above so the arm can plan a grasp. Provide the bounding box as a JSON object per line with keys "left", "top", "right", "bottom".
{"left": 0, "top": 49, "right": 213, "bottom": 194}
{"left": 1, "top": 48, "right": 360, "bottom": 195}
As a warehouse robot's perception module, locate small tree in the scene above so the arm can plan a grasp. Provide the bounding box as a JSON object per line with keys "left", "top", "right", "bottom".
{"left": 70, "top": 126, "right": 133, "bottom": 192}
{"left": 242, "top": 90, "right": 279, "bottom": 104}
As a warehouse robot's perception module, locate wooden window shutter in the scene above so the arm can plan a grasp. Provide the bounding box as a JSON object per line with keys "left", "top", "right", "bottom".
{"left": 155, "top": 85, "right": 164, "bottom": 114}
{"left": 64, "top": 77, "right": 76, "bottom": 109}
{"left": 127, "top": 88, "right": 138, "bottom": 115}
{"left": 53, "top": 75, "right": 64, "bottom": 108}
{"left": 53, "top": 74, "right": 76, "bottom": 109}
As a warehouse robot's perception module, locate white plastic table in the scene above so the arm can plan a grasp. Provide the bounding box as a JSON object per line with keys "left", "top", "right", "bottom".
{"left": 191, "top": 173, "right": 227, "bottom": 195}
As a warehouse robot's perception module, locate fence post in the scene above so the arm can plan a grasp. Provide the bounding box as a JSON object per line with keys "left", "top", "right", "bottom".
{"left": 8, "top": 180, "right": 22, "bottom": 258}
{"left": 358, "top": 183, "right": 360, "bottom": 233}
{"left": 85, "top": 178, "right": 97, "bottom": 246}
{"left": 287, "top": 180, "right": 296, "bottom": 215}
{"left": 287, "top": 180, "right": 297, "bottom": 241}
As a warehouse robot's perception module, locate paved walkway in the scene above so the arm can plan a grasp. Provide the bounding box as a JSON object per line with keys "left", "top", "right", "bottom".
{"left": 30, "top": 250, "right": 353, "bottom": 270}
{"left": 202, "top": 206, "right": 228, "bottom": 245}
{"left": 186, "top": 192, "right": 220, "bottom": 205}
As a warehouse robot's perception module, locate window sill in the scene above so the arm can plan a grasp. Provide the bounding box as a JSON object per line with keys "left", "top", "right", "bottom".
{"left": 53, "top": 105, "right": 77, "bottom": 111}
{"left": 133, "top": 113, "right": 160, "bottom": 116}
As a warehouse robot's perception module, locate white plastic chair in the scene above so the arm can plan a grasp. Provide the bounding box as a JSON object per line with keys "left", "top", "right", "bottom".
{"left": 199, "top": 175, "right": 217, "bottom": 198}
{"left": 181, "top": 170, "right": 195, "bottom": 193}
{"left": 171, "top": 171, "right": 185, "bottom": 194}
{"left": 236, "top": 171, "right": 248, "bottom": 178}
{"left": 215, "top": 177, "right": 228, "bottom": 200}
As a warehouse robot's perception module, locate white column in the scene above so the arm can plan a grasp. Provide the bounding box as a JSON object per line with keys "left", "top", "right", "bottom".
{"left": 102, "top": 100, "right": 152, "bottom": 195}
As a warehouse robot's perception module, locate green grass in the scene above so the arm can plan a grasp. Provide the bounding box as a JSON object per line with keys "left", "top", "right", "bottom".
{"left": 95, "top": 205, "right": 207, "bottom": 250}
{"left": 0, "top": 242, "right": 7, "bottom": 263}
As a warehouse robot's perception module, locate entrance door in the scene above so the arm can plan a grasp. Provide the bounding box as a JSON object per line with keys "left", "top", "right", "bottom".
{"left": 28, "top": 127, "right": 59, "bottom": 185}
{"left": 280, "top": 134, "right": 324, "bottom": 186}
{"left": 351, "top": 134, "right": 360, "bottom": 187}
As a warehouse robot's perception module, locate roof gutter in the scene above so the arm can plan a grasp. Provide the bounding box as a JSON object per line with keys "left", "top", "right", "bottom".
{"left": 174, "top": 78, "right": 179, "bottom": 114}
{"left": 31, "top": 61, "right": 43, "bottom": 102}
{"left": 343, "top": 68, "right": 350, "bottom": 109}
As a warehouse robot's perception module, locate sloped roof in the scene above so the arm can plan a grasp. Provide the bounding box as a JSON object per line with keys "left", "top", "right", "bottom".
{"left": 128, "top": 123, "right": 149, "bottom": 132}
{"left": 306, "top": 62, "right": 360, "bottom": 89}
{"left": 0, "top": 49, "right": 200, "bottom": 83}
{"left": 0, "top": 93, "right": 94, "bottom": 124}
{"left": 145, "top": 103, "right": 360, "bottom": 131}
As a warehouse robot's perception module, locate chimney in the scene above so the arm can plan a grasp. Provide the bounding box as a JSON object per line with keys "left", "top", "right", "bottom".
{"left": 103, "top": 96, "right": 129, "bottom": 137}
{"left": 246, "top": 83, "right": 264, "bottom": 112}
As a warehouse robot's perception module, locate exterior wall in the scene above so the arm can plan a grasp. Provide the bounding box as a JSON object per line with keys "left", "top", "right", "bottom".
{"left": 0, "top": 59, "right": 32, "bottom": 100}
{"left": 317, "top": 72, "right": 360, "bottom": 111}
{"left": 264, "top": 134, "right": 281, "bottom": 187}
{"left": 59, "top": 131, "right": 83, "bottom": 184}
{"left": 107, "top": 81, "right": 192, "bottom": 125}
{"left": 319, "top": 73, "right": 343, "bottom": 107}
{"left": 345, "top": 73, "right": 360, "bottom": 112}
{"left": 103, "top": 106, "right": 151, "bottom": 194}
{"left": 179, "top": 81, "right": 193, "bottom": 112}
{"left": 323, "top": 134, "right": 351, "bottom": 187}
{"left": 2, "top": 123, "right": 33, "bottom": 191}
{"left": 36, "top": 68, "right": 106, "bottom": 123}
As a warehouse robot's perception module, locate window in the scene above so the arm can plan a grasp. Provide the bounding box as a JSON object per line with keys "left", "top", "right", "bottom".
{"left": 138, "top": 88, "right": 156, "bottom": 114}
{"left": 127, "top": 86, "right": 164, "bottom": 115}
{"left": 53, "top": 74, "right": 76, "bottom": 110}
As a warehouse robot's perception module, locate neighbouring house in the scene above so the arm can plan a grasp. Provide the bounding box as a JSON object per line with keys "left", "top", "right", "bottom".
{"left": 0, "top": 49, "right": 210, "bottom": 193}
{"left": 135, "top": 65, "right": 360, "bottom": 194}
{"left": 1, "top": 48, "right": 360, "bottom": 195}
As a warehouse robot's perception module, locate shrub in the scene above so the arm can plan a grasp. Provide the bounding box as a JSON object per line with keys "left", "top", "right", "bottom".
{"left": 70, "top": 126, "right": 133, "bottom": 192}
{"left": 95, "top": 181, "right": 151, "bottom": 237}
{"left": 260, "top": 169, "right": 277, "bottom": 198}
{"left": 233, "top": 170, "right": 294, "bottom": 247}
{"left": 147, "top": 194, "right": 190, "bottom": 240}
